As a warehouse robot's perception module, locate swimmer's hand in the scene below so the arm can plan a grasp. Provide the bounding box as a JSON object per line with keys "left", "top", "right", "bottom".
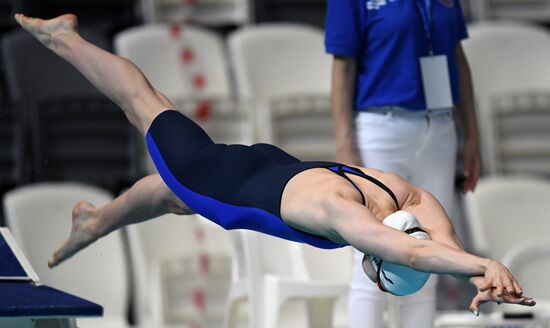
{"left": 468, "top": 277, "right": 535, "bottom": 316}
{"left": 48, "top": 201, "right": 101, "bottom": 268}
{"left": 476, "top": 259, "right": 523, "bottom": 297}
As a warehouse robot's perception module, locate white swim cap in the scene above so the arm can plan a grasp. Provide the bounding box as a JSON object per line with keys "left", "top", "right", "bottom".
{"left": 369, "top": 210, "right": 431, "bottom": 296}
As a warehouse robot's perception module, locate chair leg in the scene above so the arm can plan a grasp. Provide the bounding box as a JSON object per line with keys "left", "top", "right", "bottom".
{"left": 262, "top": 284, "right": 282, "bottom": 328}
{"left": 387, "top": 296, "right": 398, "bottom": 328}
{"left": 224, "top": 296, "right": 246, "bottom": 328}
{"left": 307, "top": 298, "right": 336, "bottom": 328}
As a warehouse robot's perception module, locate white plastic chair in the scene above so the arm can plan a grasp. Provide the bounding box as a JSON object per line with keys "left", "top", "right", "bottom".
{"left": 501, "top": 240, "right": 550, "bottom": 314}
{"left": 126, "top": 213, "right": 232, "bottom": 327}
{"left": 437, "top": 245, "right": 550, "bottom": 327}
{"left": 115, "top": 24, "right": 232, "bottom": 100}
{"left": 228, "top": 23, "right": 335, "bottom": 160}
{"left": 114, "top": 24, "right": 253, "bottom": 172}
{"left": 224, "top": 231, "right": 349, "bottom": 328}
{"left": 437, "top": 177, "right": 550, "bottom": 327}
{"left": 463, "top": 22, "right": 550, "bottom": 174}
{"left": 470, "top": 0, "right": 550, "bottom": 21}
{"left": 114, "top": 24, "right": 252, "bottom": 142}
{"left": 126, "top": 213, "right": 197, "bottom": 326}
{"left": 463, "top": 176, "right": 550, "bottom": 261}
{"left": 140, "top": 0, "right": 250, "bottom": 26}
{"left": 300, "top": 243, "right": 352, "bottom": 328}
{"left": 3, "top": 183, "right": 129, "bottom": 328}
{"left": 464, "top": 22, "right": 550, "bottom": 97}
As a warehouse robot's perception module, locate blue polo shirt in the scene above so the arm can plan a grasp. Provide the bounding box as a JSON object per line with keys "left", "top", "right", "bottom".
{"left": 325, "top": 0, "right": 468, "bottom": 111}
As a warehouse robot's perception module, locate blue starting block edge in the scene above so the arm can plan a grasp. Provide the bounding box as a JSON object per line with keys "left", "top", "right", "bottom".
{"left": 0, "top": 281, "right": 103, "bottom": 318}
{"left": 0, "top": 227, "right": 39, "bottom": 282}
{"left": 0, "top": 228, "right": 103, "bottom": 319}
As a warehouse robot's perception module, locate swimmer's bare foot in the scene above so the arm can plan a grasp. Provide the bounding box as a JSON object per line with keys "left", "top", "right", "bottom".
{"left": 14, "top": 13, "right": 78, "bottom": 53}
{"left": 48, "top": 201, "right": 101, "bottom": 268}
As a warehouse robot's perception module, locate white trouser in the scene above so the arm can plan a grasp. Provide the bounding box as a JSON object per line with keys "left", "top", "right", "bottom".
{"left": 349, "top": 107, "right": 458, "bottom": 328}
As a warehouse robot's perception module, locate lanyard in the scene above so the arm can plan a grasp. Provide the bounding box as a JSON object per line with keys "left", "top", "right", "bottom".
{"left": 414, "top": 0, "right": 434, "bottom": 55}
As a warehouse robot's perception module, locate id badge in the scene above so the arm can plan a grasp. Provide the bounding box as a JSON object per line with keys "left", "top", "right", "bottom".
{"left": 419, "top": 55, "right": 453, "bottom": 109}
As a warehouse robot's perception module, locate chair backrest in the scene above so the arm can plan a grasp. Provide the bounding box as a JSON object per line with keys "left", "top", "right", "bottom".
{"left": 114, "top": 23, "right": 253, "bottom": 172}
{"left": 253, "top": 0, "right": 327, "bottom": 27}
{"left": 1, "top": 29, "right": 107, "bottom": 103}
{"left": 3, "top": 182, "right": 129, "bottom": 326}
{"left": 2, "top": 29, "right": 141, "bottom": 192}
{"left": 0, "top": 108, "right": 20, "bottom": 188}
{"left": 0, "top": 0, "right": 14, "bottom": 32}
{"left": 126, "top": 214, "right": 232, "bottom": 325}
{"left": 267, "top": 95, "right": 336, "bottom": 160}
{"left": 485, "top": 91, "right": 550, "bottom": 176}
{"left": 464, "top": 176, "right": 550, "bottom": 261}
{"left": 241, "top": 231, "right": 309, "bottom": 281}
{"left": 462, "top": 22, "right": 550, "bottom": 174}
{"left": 28, "top": 97, "right": 140, "bottom": 191}
{"left": 463, "top": 22, "right": 550, "bottom": 98}
{"left": 471, "top": 0, "right": 550, "bottom": 21}
{"left": 126, "top": 213, "right": 199, "bottom": 324}
{"left": 114, "top": 24, "right": 232, "bottom": 100}
{"left": 301, "top": 244, "right": 353, "bottom": 282}
{"left": 228, "top": 23, "right": 331, "bottom": 101}
{"left": 140, "top": 0, "right": 250, "bottom": 25}
{"left": 501, "top": 240, "right": 550, "bottom": 313}
{"left": 114, "top": 24, "right": 252, "bottom": 171}
{"left": 228, "top": 24, "right": 335, "bottom": 158}
{"left": 10, "top": 0, "right": 136, "bottom": 31}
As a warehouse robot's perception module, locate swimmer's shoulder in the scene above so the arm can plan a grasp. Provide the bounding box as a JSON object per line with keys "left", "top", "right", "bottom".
{"left": 353, "top": 166, "right": 418, "bottom": 209}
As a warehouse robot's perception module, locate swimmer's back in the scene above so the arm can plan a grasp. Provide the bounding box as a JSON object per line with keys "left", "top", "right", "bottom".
{"left": 146, "top": 109, "right": 344, "bottom": 248}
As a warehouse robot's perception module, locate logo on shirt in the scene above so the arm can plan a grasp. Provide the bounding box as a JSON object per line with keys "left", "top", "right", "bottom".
{"left": 366, "top": 0, "right": 397, "bottom": 10}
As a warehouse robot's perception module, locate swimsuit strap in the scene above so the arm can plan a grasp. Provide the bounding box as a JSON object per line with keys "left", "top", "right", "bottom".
{"left": 332, "top": 165, "right": 366, "bottom": 206}
{"left": 327, "top": 164, "right": 399, "bottom": 208}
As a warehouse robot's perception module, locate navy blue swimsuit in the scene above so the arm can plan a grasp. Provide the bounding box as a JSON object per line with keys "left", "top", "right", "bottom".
{"left": 146, "top": 110, "right": 398, "bottom": 249}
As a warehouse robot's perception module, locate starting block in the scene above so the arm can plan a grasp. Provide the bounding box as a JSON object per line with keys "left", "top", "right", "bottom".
{"left": 0, "top": 227, "right": 102, "bottom": 328}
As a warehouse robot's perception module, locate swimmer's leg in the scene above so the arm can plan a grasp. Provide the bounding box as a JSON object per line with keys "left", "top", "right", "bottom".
{"left": 48, "top": 174, "right": 194, "bottom": 268}
{"left": 15, "top": 13, "right": 173, "bottom": 135}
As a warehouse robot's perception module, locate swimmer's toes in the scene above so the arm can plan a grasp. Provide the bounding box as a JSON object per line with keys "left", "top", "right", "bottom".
{"left": 49, "top": 239, "right": 80, "bottom": 268}
{"left": 16, "top": 14, "right": 78, "bottom": 39}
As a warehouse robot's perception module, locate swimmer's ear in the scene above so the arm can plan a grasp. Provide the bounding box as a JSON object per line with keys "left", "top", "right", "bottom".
{"left": 361, "top": 254, "right": 377, "bottom": 283}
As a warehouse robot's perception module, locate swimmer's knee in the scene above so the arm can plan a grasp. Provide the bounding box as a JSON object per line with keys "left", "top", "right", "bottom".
{"left": 159, "top": 181, "right": 193, "bottom": 215}
{"left": 165, "top": 196, "right": 191, "bottom": 215}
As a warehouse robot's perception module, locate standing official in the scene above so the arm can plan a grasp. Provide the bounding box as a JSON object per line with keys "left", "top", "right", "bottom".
{"left": 325, "top": 0, "right": 482, "bottom": 327}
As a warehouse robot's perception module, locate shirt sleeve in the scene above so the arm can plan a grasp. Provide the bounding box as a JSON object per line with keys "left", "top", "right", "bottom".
{"left": 455, "top": 0, "right": 469, "bottom": 41}
{"left": 325, "top": 0, "right": 362, "bottom": 57}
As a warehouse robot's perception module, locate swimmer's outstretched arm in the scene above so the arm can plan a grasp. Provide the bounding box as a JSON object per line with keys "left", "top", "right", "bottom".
{"left": 48, "top": 174, "right": 194, "bottom": 268}
{"left": 400, "top": 187, "right": 535, "bottom": 312}
{"left": 323, "top": 195, "right": 527, "bottom": 299}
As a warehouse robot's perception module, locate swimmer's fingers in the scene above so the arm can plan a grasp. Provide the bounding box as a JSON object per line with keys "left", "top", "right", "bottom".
{"left": 475, "top": 277, "right": 493, "bottom": 292}
{"left": 468, "top": 292, "right": 488, "bottom": 316}
{"left": 516, "top": 296, "right": 537, "bottom": 307}
{"left": 482, "top": 260, "right": 518, "bottom": 296}
{"left": 469, "top": 290, "right": 536, "bottom": 316}
{"left": 494, "top": 277, "right": 505, "bottom": 297}
{"left": 500, "top": 266, "right": 521, "bottom": 296}
{"left": 505, "top": 279, "right": 519, "bottom": 296}
{"left": 513, "top": 280, "right": 523, "bottom": 296}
